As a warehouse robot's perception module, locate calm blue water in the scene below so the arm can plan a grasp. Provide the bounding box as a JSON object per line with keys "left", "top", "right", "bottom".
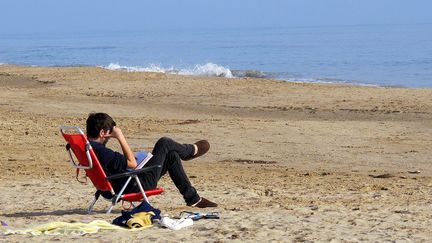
{"left": 1, "top": 24, "right": 431, "bottom": 87}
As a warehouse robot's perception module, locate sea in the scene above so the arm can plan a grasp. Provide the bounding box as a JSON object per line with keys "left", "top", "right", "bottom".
{"left": 0, "top": 23, "right": 431, "bottom": 88}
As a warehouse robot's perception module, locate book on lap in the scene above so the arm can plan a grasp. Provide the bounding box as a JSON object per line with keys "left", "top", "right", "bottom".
{"left": 134, "top": 151, "right": 153, "bottom": 170}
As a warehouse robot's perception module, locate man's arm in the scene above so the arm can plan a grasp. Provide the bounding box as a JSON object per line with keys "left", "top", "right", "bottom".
{"left": 106, "top": 127, "right": 137, "bottom": 169}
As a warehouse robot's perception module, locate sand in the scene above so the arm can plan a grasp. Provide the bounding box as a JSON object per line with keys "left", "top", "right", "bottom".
{"left": 0, "top": 65, "right": 431, "bottom": 242}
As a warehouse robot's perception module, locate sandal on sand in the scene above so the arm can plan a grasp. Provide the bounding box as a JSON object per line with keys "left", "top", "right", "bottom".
{"left": 179, "top": 211, "right": 220, "bottom": 221}
{"left": 184, "top": 140, "right": 210, "bottom": 161}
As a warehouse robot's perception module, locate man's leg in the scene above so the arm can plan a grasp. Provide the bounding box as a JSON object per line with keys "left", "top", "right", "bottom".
{"left": 126, "top": 137, "right": 195, "bottom": 192}
{"left": 141, "top": 137, "right": 199, "bottom": 204}
{"left": 151, "top": 137, "right": 196, "bottom": 162}
{"left": 164, "top": 151, "right": 200, "bottom": 204}
{"left": 134, "top": 137, "right": 217, "bottom": 207}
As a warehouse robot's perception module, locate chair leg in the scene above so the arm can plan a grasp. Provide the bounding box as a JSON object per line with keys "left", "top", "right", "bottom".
{"left": 135, "top": 176, "right": 149, "bottom": 203}
{"left": 87, "top": 196, "right": 98, "bottom": 214}
{"left": 105, "top": 176, "right": 133, "bottom": 214}
{"left": 107, "top": 202, "right": 115, "bottom": 214}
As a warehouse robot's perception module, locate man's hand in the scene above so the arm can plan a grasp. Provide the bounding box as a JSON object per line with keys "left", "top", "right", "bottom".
{"left": 103, "top": 126, "right": 124, "bottom": 140}
{"left": 103, "top": 126, "right": 137, "bottom": 169}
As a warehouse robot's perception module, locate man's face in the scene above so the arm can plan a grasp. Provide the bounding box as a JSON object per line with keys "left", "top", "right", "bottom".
{"left": 101, "top": 129, "right": 111, "bottom": 145}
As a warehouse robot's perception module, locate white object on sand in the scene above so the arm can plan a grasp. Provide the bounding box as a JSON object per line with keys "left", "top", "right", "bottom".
{"left": 159, "top": 217, "right": 194, "bottom": 230}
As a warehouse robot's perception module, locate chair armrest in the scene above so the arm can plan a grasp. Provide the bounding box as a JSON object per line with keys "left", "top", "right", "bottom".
{"left": 106, "top": 165, "right": 161, "bottom": 181}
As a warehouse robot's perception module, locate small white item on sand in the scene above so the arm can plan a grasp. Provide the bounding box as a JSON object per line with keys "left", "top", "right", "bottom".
{"left": 159, "top": 217, "right": 193, "bottom": 230}
{"left": 408, "top": 170, "right": 421, "bottom": 174}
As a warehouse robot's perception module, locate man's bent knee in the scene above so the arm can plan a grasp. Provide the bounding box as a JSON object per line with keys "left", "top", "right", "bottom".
{"left": 155, "top": 137, "right": 173, "bottom": 148}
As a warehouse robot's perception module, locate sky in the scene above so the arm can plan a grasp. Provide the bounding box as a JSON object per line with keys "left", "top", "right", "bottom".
{"left": 0, "top": 0, "right": 431, "bottom": 33}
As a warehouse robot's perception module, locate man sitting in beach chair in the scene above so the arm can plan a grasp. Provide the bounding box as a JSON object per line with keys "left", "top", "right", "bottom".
{"left": 86, "top": 112, "right": 217, "bottom": 208}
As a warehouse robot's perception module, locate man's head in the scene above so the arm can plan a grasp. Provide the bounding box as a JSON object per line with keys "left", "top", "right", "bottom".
{"left": 86, "top": 113, "right": 116, "bottom": 140}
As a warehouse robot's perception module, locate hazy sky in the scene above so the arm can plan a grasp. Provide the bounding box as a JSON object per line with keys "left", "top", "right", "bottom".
{"left": 1, "top": 0, "right": 431, "bottom": 33}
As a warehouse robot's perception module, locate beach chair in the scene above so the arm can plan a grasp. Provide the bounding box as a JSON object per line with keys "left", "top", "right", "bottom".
{"left": 60, "top": 126, "right": 164, "bottom": 214}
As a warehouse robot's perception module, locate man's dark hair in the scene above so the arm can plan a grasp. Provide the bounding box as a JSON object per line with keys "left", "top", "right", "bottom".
{"left": 86, "top": 113, "right": 116, "bottom": 138}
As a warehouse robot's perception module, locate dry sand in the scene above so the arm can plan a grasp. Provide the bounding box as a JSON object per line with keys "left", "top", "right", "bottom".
{"left": 0, "top": 65, "right": 431, "bottom": 242}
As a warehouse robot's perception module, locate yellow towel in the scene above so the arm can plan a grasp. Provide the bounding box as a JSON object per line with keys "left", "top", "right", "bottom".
{"left": 126, "top": 212, "right": 154, "bottom": 228}
{"left": 1, "top": 220, "right": 150, "bottom": 236}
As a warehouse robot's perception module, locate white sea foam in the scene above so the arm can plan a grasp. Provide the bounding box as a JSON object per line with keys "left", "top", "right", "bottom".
{"left": 177, "top": 63, "right": 233, "bottom": 78}
{"left": 104, "top": 63, "right": 167, "bottom": 73}
{"left": 286, "top": 78, "right": 379, "bottom": 87}
{"left": 103, "top": 62, "right": 233, "bottom": 78}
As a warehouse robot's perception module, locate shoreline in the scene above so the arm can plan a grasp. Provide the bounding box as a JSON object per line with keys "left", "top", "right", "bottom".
{"left": 1, "top": 64, "right": 431, "bottom": 241}
{"left": 2, "top": 63, "right": 430, "bottom": 89}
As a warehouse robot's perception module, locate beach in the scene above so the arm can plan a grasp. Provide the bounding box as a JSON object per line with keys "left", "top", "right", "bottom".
{"left": 1, "top": 65, "right": 432, "bottom": 241}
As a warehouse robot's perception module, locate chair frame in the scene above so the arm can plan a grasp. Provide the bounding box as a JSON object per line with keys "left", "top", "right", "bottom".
{"left": 60, "top": 126, "right": 163, "bottom": 214}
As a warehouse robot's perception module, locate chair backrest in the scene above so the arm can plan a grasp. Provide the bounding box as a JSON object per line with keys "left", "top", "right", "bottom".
{"left": 60, "top": 126, "right": 114, "bottom": 194}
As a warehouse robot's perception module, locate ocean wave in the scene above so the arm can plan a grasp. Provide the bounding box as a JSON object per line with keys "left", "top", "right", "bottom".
{"left": 177, "top": 63, "right": 233, "bottom": 78}
{"left": 104, "top": 63, "right": 166, "bottom": 73}
{"left": 103, "top": 62, "right": 233, "bottom": 78}
{"left": 231, "top": 70, "right": 271, "bottom": 79}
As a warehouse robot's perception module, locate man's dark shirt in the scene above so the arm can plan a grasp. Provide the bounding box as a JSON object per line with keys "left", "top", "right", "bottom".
{"left": 89, "top": 140, "right": 129, "bottom": 191}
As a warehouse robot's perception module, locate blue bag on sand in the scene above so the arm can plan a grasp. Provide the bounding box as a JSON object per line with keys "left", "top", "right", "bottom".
{"left": 112, "top": 201, "right": 161, "bottom": 227}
